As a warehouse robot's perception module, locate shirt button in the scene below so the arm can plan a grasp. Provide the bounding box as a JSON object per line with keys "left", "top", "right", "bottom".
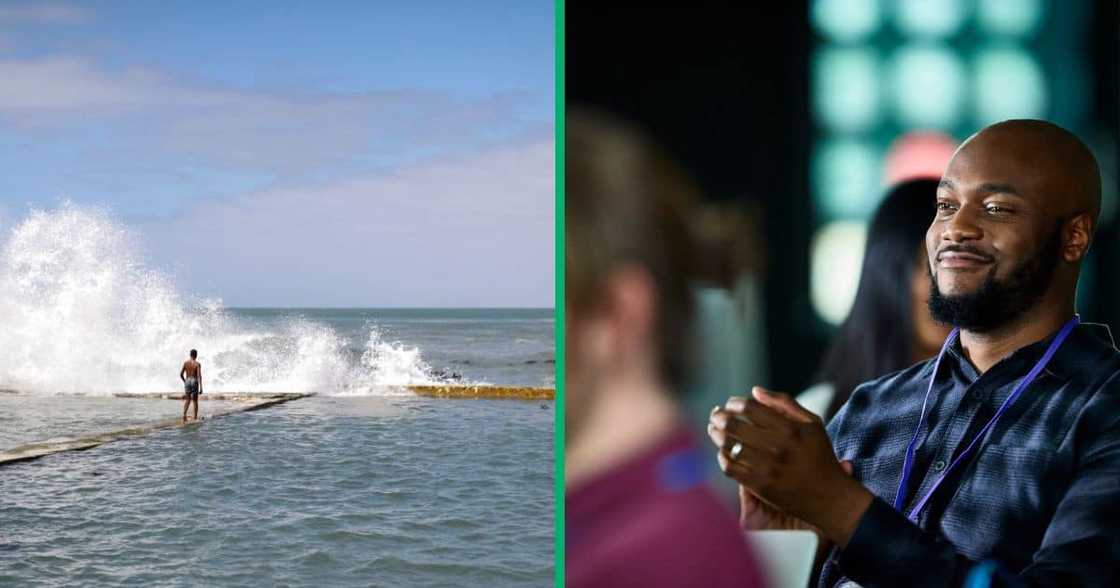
{"left": 971, "top": 389, "right": 985, "bottom": 400}
{"left": 932, "top": 459, "right": 947, "bottom": 472}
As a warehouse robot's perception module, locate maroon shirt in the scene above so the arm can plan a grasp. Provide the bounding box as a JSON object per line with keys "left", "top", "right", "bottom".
{"left": 567, "top": 426, "right": 767, "bottom": 587}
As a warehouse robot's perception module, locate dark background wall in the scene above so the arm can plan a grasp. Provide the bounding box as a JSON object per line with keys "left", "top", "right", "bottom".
{"left": 568, "top": 2, "right": 817, "bottom": 391}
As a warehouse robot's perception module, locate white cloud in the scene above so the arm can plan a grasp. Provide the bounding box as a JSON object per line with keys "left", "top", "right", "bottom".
{"left": 0, "top": 57, "right": 184, "bottom": 111}
{"left": 0, "top": 56, "right": 540, "bottom": 174}
{"left": 138, "top": 137, "right": 555, "bottom": 307}
{"left": 0, "top": 3, "right": 87, "bottom": 24}
{"left": 0, "top": 33, "right": 554, "bottom": 307}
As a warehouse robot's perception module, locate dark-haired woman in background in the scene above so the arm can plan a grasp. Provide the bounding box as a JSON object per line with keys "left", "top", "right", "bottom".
{"left": 799, "top": 178, "right": 951, "bottom": 422}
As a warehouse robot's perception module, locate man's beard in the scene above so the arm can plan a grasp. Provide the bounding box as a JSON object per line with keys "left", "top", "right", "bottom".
{"left": 928, "top": 224, "right": 1062, "bottom": 333}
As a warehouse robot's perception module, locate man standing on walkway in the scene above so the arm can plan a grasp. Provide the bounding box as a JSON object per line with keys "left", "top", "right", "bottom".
{"left": 180, "top": 349, "right": 203, "bottom": 423}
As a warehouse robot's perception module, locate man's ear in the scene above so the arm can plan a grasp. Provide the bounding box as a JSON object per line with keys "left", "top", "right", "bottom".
{"left": 1062, "top": 212, "right": 1093, "bottom": 262}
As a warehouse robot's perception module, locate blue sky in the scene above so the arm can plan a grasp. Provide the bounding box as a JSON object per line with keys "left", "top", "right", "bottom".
{"left": 0, "top": 0, "right": 554, "bottom": 306}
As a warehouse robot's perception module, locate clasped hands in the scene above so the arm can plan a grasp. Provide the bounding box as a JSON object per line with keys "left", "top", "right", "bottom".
{"left": 707, "top": 386, "right": 873, "bottom": 548}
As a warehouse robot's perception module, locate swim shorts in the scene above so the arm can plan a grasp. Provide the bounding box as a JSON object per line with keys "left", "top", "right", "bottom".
{"left": 184, "top": 377, "right": 200, "bottom": 397}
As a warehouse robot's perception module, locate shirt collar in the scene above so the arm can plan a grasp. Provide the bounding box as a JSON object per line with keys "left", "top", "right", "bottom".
{"left": 938, "top": 322, "right": 1115, "bottom": 383}
{"left": 1047, "top": 322, "right": 1116, "bottom": 380}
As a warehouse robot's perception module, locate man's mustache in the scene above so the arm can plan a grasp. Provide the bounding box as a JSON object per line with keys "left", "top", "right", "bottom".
{"left": 936, "top": 245, "right": 995, "bottom": 263}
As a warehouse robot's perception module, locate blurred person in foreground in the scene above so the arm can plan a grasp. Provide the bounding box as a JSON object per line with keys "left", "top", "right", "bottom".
{"left": 565, "top": 111, "right": 765, "bottom": 587}
{"left": 710, "top": 119, "right": 1120, "bottom": 587}
{"left": 801, "top": 179, "right": 951, "bottom": 422}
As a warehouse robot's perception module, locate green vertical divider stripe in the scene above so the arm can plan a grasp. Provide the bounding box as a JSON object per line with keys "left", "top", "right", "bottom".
{"left": 554, "top": 0, "right": 565, "bottom": 586}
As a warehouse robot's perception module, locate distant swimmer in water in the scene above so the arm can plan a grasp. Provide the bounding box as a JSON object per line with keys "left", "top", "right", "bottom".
{"left": 180, "top": 349, "right": 203, "bottom": 423}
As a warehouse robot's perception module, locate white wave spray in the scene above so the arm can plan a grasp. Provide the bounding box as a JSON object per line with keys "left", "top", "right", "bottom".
{"left": 0, "top": 204, "right": 442, "bottom": 395}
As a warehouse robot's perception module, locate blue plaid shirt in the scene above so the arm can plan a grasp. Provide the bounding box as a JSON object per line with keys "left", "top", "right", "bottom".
{"left": 820, "top": 322, "right": 1120, "bottom": 587}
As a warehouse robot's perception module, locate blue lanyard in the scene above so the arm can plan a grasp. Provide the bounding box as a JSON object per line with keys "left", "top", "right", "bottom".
{"left": 892, "top": 315, "right": 1080, "bottom": 522}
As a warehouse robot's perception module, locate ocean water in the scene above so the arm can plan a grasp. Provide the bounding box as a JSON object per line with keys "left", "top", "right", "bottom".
{"left": 0, "top": 205, "right": 556, "bottom": 585}
{"left": 0, "top": 396, "right": 554, "bottom": 587}
{"left": 228, "top": 307, "right": 555, "bottom": 389}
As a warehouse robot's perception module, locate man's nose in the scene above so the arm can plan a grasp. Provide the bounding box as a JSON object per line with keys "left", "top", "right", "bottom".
{"left": 941, "top": 206, "right": 983, "bottom": 243}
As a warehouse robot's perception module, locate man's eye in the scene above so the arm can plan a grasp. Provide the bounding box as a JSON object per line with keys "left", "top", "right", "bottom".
{"left": 936, "top": 202, "right": 955, "bottom": 212}
{"left": 986, "top": 205, "right": 1010, "bottom": 214}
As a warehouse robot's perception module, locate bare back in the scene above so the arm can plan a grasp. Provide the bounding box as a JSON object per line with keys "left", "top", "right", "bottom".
{"left": 182, "top": 360, "right": 201, "bottom": 379}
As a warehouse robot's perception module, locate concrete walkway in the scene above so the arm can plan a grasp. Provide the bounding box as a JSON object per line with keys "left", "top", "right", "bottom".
{"left": 0, "top": 386, "right": 554, "bottom": 467}
{"left": 0, "top": 393, "right": 309, "bottom": 467}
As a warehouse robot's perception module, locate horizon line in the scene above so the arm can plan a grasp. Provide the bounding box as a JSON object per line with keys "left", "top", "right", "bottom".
{"left": 218, "top": 305, "right": 556, "bottom": 310}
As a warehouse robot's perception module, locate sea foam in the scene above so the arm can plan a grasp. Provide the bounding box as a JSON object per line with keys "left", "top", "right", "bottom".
{"left": 0, "top": 203, "right": 440, "bottom": 395}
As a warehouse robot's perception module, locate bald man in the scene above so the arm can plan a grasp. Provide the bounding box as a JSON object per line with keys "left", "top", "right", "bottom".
{"left": 710, "top": 120, "right": 1120, "bottom": 587}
